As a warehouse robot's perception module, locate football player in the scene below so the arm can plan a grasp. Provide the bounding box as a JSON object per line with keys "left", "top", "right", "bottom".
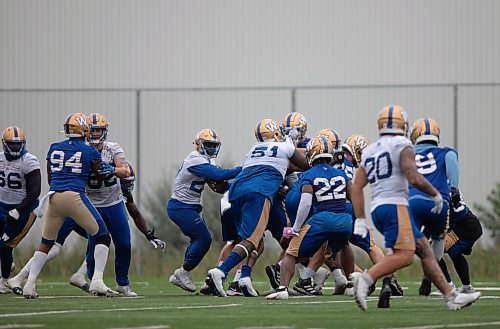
{"left": 439, "top": 189, "right": 482, "bottom": 293}
{"left": 22, "top": 113, "right": 115, "bottom": 298}
{"left": 0, "top": 127, "right": 41, "bottom": 293}
{"left": 408, "top": 118, "right": 458, "bottom": 296}
{"left": 266, "top": 136, "right": 354, "bottom": 300}
{"left": 350, "top": 105, "right": 481, "bottom": 311}
{"left": 167, "top": 129, "right": 242, "bottom": 293}
{"left": 205, "top": 119, "right": 309, "bottom": 297}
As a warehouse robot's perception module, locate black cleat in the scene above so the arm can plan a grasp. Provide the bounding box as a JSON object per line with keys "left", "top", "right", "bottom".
{"left": 419, "top": 277, "right": 432, "bottom": 296}
{"left": 367, "top": 282, "right": 376, "bottom": 296}
{"left": 293, "top": 277, "right": 318, "bottom": 296}
{"left": 265, "top": 264, "right": 281, "bottom": 289}
{"left": 226, "top": 281, "right": 243, "bottom": 296}
{"left": 378, "top": 284, "right": 392, "bottom": 308}
{"left": 390, "top": 276, "right": 404, "bottom": 296}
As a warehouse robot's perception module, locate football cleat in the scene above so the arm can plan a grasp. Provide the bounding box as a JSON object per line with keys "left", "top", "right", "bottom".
{"left": 169, "top": 268, "right": 196, "bottom": 293}
{"left": 226, "top": 281, "right": 244, "bottom": 296}
{"left": 2, "top": 126, "right": 26, "bottom": 158}
{"left": 410, "top": 117, "right": 440, "bottom": 145}
{"left": 447, "top": 291, "right": 481, "bottom": 311}
{"left": 351, "top": 272, "right": 370, "bottom": 311}
{"left": 206, "top": 268, "right": 227, "bottom": 297}
{"left": 22, "top": 281, "right": 38, "bottom": 299}
{"left": 194, "top": 129, "right": 221, "bottom": 158}
{"left": 0, "top": 279, "right": 11, "bottom": 294}
{"left": 419, "top": 277, "right": 432, "bottom": 296}
{"left": 7, "top": 275, "right": 24, "bottom": 295}
{"left": 332, "top": 269, "right": 348, "bottom": 295}
{"left": 345, "top": 287, "right": 355, "bottom": 296}
{"left": 199, "top": 281, "right": 212, "bottom": 295}
{"left": 87, "top": 113, "right": 109, "bottom": 146}
{"left": 69, "top": 272, "right": 90, "bottom": 292}
{"left": 293, "top": 277, "right": 318, "bottom": 296}
{"left": 389, "top": 276, "right": 404, "bottom": 296}
{"left": 265, "top": 264, "right": 281, "bottom": 289}
{"left": 313, "top": 267, "right": 330, "bottom": 293}
{"left": 116, "top": 285, "right": 138, "bottom": 297}
{"left": 239, "top": 277, "right": 259, "bottom": 297}
{"left": 367, "top": 282, "right": 377, "bottom": 296}
{"left": 265, "top": 286, "right": 289, "bottom": 300}
{"left": 377, "top": 105, "right": 408, "bottom": 136}
{"left": 89, "top": 279, "right": 119, "bottom": 297}
{"left": 378, "top": 278, "right": 392, "bottom": 309}
{"left": 458, "top": 285, "right": 476, "bottom": 294}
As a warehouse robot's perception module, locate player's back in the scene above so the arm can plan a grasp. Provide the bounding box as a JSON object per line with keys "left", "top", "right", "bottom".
{"left": 47, "top": 139, "right": 100, "bottom": 193}
{"left": 361, "top": 135, "right": 412, "bottom": 211}
{"left": 302, "top": 164, "right": 348, "bottom": 214}
{"left": 409, "top": 144, "right": 454, "bottom": 201}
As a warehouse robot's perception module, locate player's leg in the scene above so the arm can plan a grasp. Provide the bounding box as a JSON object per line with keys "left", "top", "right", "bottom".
{"left": 238, "top": 238, "right": 264, "bottom": 297}
{"left": 0, "top": 246, "right": 13, "bottom": 293}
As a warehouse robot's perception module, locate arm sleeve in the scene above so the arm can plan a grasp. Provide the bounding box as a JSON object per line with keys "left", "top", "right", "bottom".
{"left": 187, "top": 163, "right": 242, "bottom": 181}
{"left": 292, "top": 190, "right": 313, "bottom": 232}
{"left": 16, "top": 169, "right": 42, "bottom": 214}
{"left": 445, "top": 150, "right": 459, "bottom": 188}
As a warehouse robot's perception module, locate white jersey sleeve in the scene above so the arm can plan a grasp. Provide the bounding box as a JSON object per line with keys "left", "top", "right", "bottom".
{"left": 361, "top": 135, "right": 413, "bottom": 211}
{"left": 171, "top": 151, "right": 213, "bottom": 205}
{"left": 86, "top": 141, "right": 125, "bottom": 207}
{"left": 0, "top": 152, "right": 40, "bottom": 205}
{"left": 242, "top": 138, "right": 295, "bottom": 178}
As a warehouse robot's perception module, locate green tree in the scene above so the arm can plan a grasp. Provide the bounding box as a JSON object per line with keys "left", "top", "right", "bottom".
{"left": 474, "top": 183, "right": 500, "bottom": 243}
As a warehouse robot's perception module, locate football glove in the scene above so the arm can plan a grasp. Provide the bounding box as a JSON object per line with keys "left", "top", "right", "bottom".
{"left": 282, "top": 227, "right": 299, "bottom": 238}
{"left": 146, "top": 228, "right": 166, "bottom": 251}
{"left": 6, "top": 209, "right": 20, "bottom": 225}
{"left": 287, "top": 128, "right": 301, "bottom": 142}
{"left": 431, "top": 193, "right": 444, "bottom": 214}
{"left": 98, "top": 162, "right": 116, "bottom": 175}
{"left": 450, "top": 187, "right": 461, "bottom": 207}
{"left": 354, "top": 218, "right": 369, "bottom": 238}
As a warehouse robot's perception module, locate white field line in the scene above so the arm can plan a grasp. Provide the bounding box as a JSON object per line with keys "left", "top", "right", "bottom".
{"left": 0, "top": 325, "right": 45, "bottom": 329}
{"left": 236, "top": 327, "right": 295, "bottom": 329}
{"left": 382, "top": 320, "right": 500, "bottom": 329}
{"left": 0, "top": 303, "right": 241, "bottom": 318}
{"left": 109, "top": 326, "right": 168, "bottom": 329}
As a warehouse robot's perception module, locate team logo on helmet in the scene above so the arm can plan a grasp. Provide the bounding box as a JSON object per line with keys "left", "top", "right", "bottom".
{"left": 255, "top": 119, "right": 284, "bottom": 143}
{"left": 342, "top": 134, "right": 369, "bottom": 167}
{"left": 64, "top": 113, "right": 89, "bottom": 138}
{"left": 282, "top": 112, "right": 308, "bottom": 142}
{"left": 305, "top": 136, "right": 334, "bottom": 166}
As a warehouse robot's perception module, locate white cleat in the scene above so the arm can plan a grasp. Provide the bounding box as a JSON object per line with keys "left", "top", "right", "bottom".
{"left": 23, "top": 281, "right": 38, "bottom": 299}
{"left": 7, "top": 275, "right": 24, "bottom": 295}
{"left": 238, "top": 277, "right": 259, "bottom": 297}
{"left": 207, "top": 268, "right": 227, "bottom": 297}
{"left": 351, "top": 272, "right": 369, "bottom": 311}
{"left": 447, "top": 291, "right": 481, "bottom": 311}
{"left": 116, "top": 285, "right": 138, "bottom": 297}
{"left": 458, "top": 285, "right": 476, "bottom": 294}
{"left": 89, "top": 279, "right": 119, "bottom": 297}
{"left": 0, "top": 279, "right": 11, "bottom": 294}
{"left": 345, "top": 287, "right": 355, "bottom": 296}
{"left": 169, "top": 268, "right": 196, "bottom": 293}
{"left": 313, "top": 267, "right": 330, "bottom": 293}
{"left": 69, "top": 272, "right": 90, "bottom": 292}
{"left": 266, "top": 287, "right": 289, "bottom": 300}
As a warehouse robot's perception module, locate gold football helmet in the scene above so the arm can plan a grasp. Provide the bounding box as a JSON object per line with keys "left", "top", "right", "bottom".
{"left": 194, "top": 129, "right": 221, "bottom": 158}
{"left": 87, "top": 113, "right": 109, "bottom": 145}
{"left": 316, "top": 129, "right": 342, "bottom": 151}
{"left": 342, "top": 134, "right": 369, "bottom": 167}
{"left": 305, "top": 136, "right": 334, "bottom": 166}
{"left": 377, "top": 105, "right": 408, "bottom": 136}
{"left": 255, "top": 119, "right": 283, "bottom": 143}
{"left": 282, "top": 112, "right": 307, "bottom": 142}
{"left": 2, "top": 126, "right": 26, "bottom": 157}
{"left": 63, "top": 113, "right": 89, "bottom": 138}
{"left": 410, "top": 117, "right": 440, "bottom": 145}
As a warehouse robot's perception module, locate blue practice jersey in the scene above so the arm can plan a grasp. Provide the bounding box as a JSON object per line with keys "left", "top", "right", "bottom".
{"left": 296, "top": 136, "right": 311, "bottom": 149}
{"left": 47, "top": 139, "right": 101, "bottom": 193}
{"left": 449, "top": 198, "right": 470, "bottom": 224}
{"left": 334, "top": 158, "right": 354, "bottom": 180}
{"left": 409, "top": 145, "right": 456, "bottom": 202}
{"left": 301, "top": 163, "right": 349, "bottom": 214}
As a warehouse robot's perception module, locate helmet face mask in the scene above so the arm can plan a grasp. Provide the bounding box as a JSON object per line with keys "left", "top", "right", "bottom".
{"left": 2, "top": 126, "right": 26, "bottom": 158}
{"left": 316, "top": 129, "right": 342, "bottom": 164}
{"left": 87, "top": 113, "right": 109, "bottom": 146}
{"left": 282, "top": 112, "right": 307, "bottom": 143}
{"left": 195, "top": 129, "right": 221, "bottom": 158}
{"left": 306, "top": 136, "right": 333, "bottom": 166}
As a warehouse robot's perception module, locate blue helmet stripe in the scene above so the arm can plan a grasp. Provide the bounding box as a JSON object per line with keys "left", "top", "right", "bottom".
{"left": 211, "top": 129, "right": 217, "bottom": 140}
{"left": 256, "top": 121, "right": 264, "bottom": 142}
{"left": 65, "top": 114, "right": 72, "bottom": 134}
{"left": 322, "top": 137, "right": 329, "bottom": 153}
{"left": 332, "top": 130, "right": 340, "bottom": 149}
{"left": 92, "top": 113, "right": 97, "bottom": 124}
{"left": 424, "top": 118, "right": 430, "bottom": 134}
{"left": 286, "top": 114, "right": 293, "bottom": 128}
{"left": 13, "top": 127, "right": 18, "bottom": 138}
{"left": 388, "top": 105, "right": 394, "bottom": 128}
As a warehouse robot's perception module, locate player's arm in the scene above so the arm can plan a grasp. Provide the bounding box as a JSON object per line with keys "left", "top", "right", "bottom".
{"left": 289, "top": 149, "right": 310, "bottom": 171}
{"left": 350, "top": 166, "right": 370, "bottom": 238}
{"left": 46, "top": 161, "right": 52, "bottom": 185}
{"left": 124, "top": 191, "right": 166, "bottom": 250}
{"left": 6, "top": 169, "right": 41, "bottom": 224}
{"left": 291, "top": 184, "right": 313, "bottom": 233}
{"left": 113, "top": 156, "right": 130, "bottom": 178}
{"left": 187, "top": 163, "right": 242, "bottom": 181}
{"left": 400, "top": 146, "right": 443, "bottom": 213}
{"left": 445, "top": 150, "right": 459, "bottom": 189}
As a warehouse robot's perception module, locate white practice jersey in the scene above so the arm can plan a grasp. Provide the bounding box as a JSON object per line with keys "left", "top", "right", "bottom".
{"left": 86, "top": 141, "right": 125, "bottom": 207}
{"left": 171, "top": 151, "right": 215, "bottom": 205}
{"left": 0, "top": 152, "right": 40, "bottom": 205}
{"left": 361, "top": 135, "right": 413, "bottom": 211}
{"left": 242, "top": 138, "right": 295, "bottom": 178}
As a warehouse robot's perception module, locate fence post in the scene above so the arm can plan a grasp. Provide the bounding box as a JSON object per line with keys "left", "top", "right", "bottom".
{"left": 291, "top": 88, "right": 296, "bottom": 112}
{"left": 135, "top": 90, "right": 142, "bottom": 276}
{"left": 453, "top": 85, "right": 458, "bottom": 150}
